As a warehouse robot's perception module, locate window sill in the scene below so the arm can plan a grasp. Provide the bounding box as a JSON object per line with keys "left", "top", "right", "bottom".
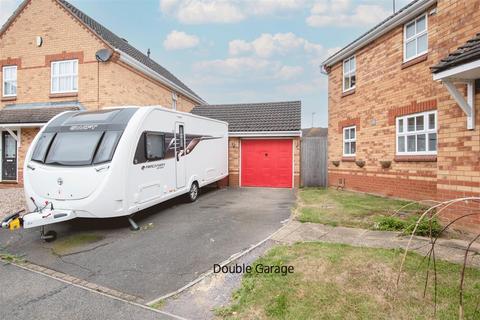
{"left": 341, "top": 156, "right": 356, "bottom": 162}
{"left": 0, "top": 181, "right": 18, "bottom": 184}
{"left": 341, "top": 88, "right": 355, "bottom": 97}
{"left": 401, "top": 53, "right": 428, "bottom": 69}
{"left": 394, "top": 155, "right": 437, "bottom": 162}
{"left": 1, "top": 96, "right": 16, "bottom": 102}
{"left": 49, "top": 92, "right": 78, "bottom": 98}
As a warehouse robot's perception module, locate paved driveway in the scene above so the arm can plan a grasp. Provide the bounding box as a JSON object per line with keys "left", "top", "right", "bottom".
{"left": 0, "top": 187, "right": 294, "bottom": 303}
{"left": 0, "top": 264, "right": 175, "bottom": 320}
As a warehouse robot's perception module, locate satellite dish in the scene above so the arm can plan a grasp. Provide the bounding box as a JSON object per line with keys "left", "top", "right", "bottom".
{"left": 95, "top": 49, "right": 113, "bottom": 62}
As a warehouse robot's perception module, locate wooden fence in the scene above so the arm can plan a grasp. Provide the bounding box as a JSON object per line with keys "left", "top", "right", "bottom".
{"left": 301, "top": 136, "right": 328, "bottom": 187}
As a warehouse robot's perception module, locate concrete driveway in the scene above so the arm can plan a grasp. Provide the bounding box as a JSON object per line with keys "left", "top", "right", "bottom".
{"left": 0, "top": 188, "right": 294, "bottom": 304}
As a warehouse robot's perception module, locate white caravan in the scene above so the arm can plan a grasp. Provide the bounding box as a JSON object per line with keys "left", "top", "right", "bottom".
{"left": 2, "top": 106, "right": 228, "bottom": 240}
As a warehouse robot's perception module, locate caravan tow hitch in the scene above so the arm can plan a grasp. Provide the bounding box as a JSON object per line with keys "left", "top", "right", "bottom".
{"left": 1, "top": 199, "right": 58, "bottom": 242}
{"left": 1, "top": 210, "right": 24, "bottom": 231}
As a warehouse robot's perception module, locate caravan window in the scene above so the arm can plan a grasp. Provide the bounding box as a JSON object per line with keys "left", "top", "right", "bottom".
{"left": 145, "top": 133, "right": 165, "bottom": 161}
{"left": 45, "top": 131, "right": 104, "bottom": 166}
{"left": 93, "top": 131, "right": 122, "bottom": 164}
{"left": 31, "top": 132, "right": 56, "bottom": 163}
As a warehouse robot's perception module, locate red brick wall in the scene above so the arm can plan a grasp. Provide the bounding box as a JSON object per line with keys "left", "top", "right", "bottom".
{"left": 327, "top": 0, "right": 480, "bottom": 231}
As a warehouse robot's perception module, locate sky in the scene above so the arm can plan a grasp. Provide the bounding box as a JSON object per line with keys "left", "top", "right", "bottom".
{"left": 0, "top": 0, "right": 414, "bottom": 128}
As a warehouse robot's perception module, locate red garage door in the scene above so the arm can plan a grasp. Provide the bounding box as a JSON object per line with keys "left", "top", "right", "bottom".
{"left": 241, "top": 139, "right": 293, "bottom": 188}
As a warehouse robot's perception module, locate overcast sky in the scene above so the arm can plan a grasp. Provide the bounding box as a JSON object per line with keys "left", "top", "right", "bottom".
{"left": 0, "top": 0, "right": 414, "bottom": 128}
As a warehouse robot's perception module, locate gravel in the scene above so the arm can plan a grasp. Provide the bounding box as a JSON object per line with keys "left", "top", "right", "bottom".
{"left": 0, "top": 188, "right": 26, "bottom": 219}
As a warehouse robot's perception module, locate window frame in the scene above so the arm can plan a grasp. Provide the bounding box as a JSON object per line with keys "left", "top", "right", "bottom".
{"left": 172, "top": 92, "right": 178, "bottom": 110}
{"left": 403, "top": 13, "right": 428, "bottom": 62}
{"left": 342, "top": 55, "right": 356, "bottom": 93}
{"left": 50, "top": 59, "right": 78, "bottom": 94}
{"left": 396, "top": 110, "right": 437, "bottom": 156}
{"left": 144, "top": 132, "right": 166, "bottom": 161}
{"left": 343, "top": 125, "right": 356, "bottom": 157}
{"left": 2, "top": 65, "right": 17, "bottom": 97}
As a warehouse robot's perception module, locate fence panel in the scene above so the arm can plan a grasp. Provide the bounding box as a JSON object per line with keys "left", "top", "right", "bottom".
{"left": 301, "top": 136, "right": 327, "bottom": 187}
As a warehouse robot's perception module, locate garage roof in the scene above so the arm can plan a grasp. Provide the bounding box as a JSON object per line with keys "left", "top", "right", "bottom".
{"left": 191, "top": 101, "right": 301, "bottom": 133}
{"left": 431, "top": 32, "right": 480, "bottom": 73}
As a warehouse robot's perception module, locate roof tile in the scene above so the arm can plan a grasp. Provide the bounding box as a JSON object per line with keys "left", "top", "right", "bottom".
{"left": 431, "top": 32, "right": 480, "bottom": 73}
{"left": 191, "top": 101, "right": 301, "bottom": 132}
{"left": 0, "top": 107, "right": 79, "bottom": 124}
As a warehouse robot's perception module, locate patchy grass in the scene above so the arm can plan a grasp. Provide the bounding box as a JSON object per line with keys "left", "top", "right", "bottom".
{"left": 0, "top": 252, "right": 25, "bottom": 264}
{"left": 374, "top": 215, "right": 443, "bottom": 237}
{"left": 217, "top": 242, "right": 480, "bottom": 320}
{"left": 150, "top": 299, "right": 165, "bottom": 309}
{"left": 297, "top": 188, "right": 427, "bottom": 230}
{"left": 53, "top": 233, "right": 104, "bottom": 255}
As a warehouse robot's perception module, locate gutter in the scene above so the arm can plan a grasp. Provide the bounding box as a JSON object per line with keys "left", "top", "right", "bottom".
{"left": 321, "top": 0, "right": 436, "bottom": 69}
{"left": 0, "top": 123, "right": 45, "bottom": 128}
{"left": 229, "top": 131, "right": 302, "bottom": 137}
{"left": 115, "top": 49, "right": 207, "bottom": 105}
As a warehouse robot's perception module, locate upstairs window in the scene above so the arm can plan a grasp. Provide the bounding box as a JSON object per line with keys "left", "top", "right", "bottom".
{"left": 404, "top": 14, "right": 428, "bottom": 62}
{"left": 2, "top": 66, "right": 17, "bottom": 97}
{"left": 396, "top": 111, "right": 437, "bottom": 155}
{"left": 343, "top": 56, "right": 356, "bottom": 92}
{"left": 343, "top": 126, "right": 356, "bottom": 156}
{"left": 51, "top": 59, "right": 78, "bottom": 94}
{"left": 172, "top": 92, "right": 178, "bottom": 110}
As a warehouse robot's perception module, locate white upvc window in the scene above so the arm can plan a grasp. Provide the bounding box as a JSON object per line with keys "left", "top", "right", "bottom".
{"left": 396, "top": 111, "right": 437, "bottom": 155}
{"left": 51, "top": 59, "right": 78, "bottom": 94}
{"left": 343, "top": 126, "right": 356, "bottom": 156}
{"left": 404, "top": 13, "right": 428, "bottom": 62}
{"left": 2, "top": 65, "right": 17, "bottom": 97}
{"left": 172, "top": 92, "right": 177, "bottom": 110}
{"left": 343, "top": 56, "right": 356, "bottom": 92}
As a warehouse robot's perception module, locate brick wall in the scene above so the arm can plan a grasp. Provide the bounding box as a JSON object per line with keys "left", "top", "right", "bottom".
{"left": 228, "top": 138, "right": 241, "bottom": 187}
{"left": 327, "top": 0, "right": 480, "bottom": 230}
{"left": 0, "top": 0, "right": 198, "bottom": 186}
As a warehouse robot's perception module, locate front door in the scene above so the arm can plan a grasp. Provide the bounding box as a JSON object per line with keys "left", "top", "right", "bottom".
{"left": 2, "top": 131, "right": 17, "bottom": 181}
{"left": 175, "top": 123, "right": 186, "bottom": 189}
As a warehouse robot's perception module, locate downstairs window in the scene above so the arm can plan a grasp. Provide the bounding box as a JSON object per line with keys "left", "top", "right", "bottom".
{"left": 343, "top": 126, "right": 356, "bottom": 156}
{"left": 396, "top": 111, "right": 437, "bottom": 155}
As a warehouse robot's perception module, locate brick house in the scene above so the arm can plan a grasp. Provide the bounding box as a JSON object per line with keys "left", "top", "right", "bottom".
{"left": 0, "top": 0, "right": 205, "bottom": 186}
{"left": 192, "top": 101, "right": 302, "bottom": 188}
{"left": 321, "top": 0, "right": 480, "bottom": 230}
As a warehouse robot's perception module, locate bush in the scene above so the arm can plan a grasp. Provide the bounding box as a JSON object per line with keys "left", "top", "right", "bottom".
{"left": 374, "top": 215, "right": 442, "bottom": 237}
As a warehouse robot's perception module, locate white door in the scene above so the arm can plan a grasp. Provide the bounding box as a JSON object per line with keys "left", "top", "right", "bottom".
{"left": 175, "top": 122, "right": 186, "bottom": 189}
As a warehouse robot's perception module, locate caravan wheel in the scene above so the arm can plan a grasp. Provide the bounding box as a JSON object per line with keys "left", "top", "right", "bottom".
{"left": 188, "top": 182, "right": 199, "bottom": 202}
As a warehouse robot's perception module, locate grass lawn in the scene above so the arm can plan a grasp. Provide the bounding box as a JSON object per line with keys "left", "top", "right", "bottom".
{"left": 217, "top": 242, "right": 480, "bottom": 319}
{"left": 297, "top": 188, "right": 428, "bottom": 230}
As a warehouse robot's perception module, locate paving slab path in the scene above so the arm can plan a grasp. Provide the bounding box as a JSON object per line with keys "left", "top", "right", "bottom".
{"left": 271, "top": 221, "right": 480, "bottom": 267}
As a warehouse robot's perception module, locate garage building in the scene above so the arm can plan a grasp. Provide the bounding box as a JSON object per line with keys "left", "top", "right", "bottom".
{"left": 191, "top": 101, "right": 301, "bottom": 188}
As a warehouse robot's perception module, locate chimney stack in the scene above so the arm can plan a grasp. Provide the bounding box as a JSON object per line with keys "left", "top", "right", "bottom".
{"left": 147, "top": 48, "right": 151, "bottom": 58}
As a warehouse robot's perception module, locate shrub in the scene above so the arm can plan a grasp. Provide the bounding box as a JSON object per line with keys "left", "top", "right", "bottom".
{"left": 374, "top": 215, "right": 442, "bottom": 237}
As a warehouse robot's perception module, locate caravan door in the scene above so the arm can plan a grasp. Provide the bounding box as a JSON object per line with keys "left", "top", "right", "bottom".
{"left": 175, "top": 122, "right": 186, "bottom": 189}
